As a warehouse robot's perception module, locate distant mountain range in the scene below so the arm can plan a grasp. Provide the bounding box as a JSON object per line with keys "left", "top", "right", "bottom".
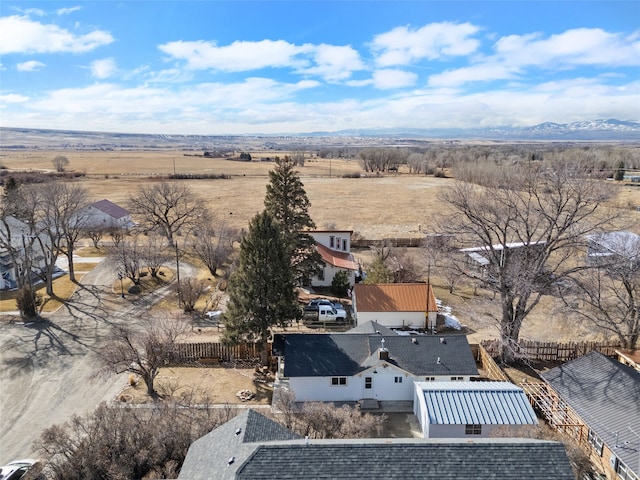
{"left": 1, "top": 119, "right": 639, "bottom": 150}
{"left": 325, "top": 119, "right": 640, "bottom": 141}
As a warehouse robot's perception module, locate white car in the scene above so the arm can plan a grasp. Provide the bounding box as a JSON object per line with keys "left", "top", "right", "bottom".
{"left": 0, "top": 459, "right": 43, "bottom": 480}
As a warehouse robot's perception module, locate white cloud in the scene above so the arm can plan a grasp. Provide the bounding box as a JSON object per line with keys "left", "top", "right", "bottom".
{"left": 428, "top": 63, "right": 516, "bottom": 87}
{"left": 0, "top": 93, "right": 29, "bottom": 104}
{"left": 17, "top": 60, "right": 46, "bottom": 72}
{"left": 495, "top": 28, "right": 640, "bottom": 68}
{"left": 372, "top": 69, "right": 417, "bottom": 89}
{"left": 159, "top": 39, "right": 311, "bottom": 71}
{"left": 301, "top": 44, "right": 365, "bottom": 81}
{"left": 372, "top": 22, "right": 481, "bottom": 67}
{"left": 90, "top": 58, "right": 117, "bottom": 79}
{"left": 0, "top": 15, "right": 113, "bottom": 54}
{"left": 57, "top": 6, "right": 82, "bottom": 15}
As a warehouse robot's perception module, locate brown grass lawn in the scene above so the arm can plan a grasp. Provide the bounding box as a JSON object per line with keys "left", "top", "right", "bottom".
{"left": 119, "top": 367, "right": 273, "bottom": 405}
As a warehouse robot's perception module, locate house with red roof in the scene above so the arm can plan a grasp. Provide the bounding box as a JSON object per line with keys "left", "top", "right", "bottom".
{"left": 352, "top": 283, "right": 438, "bottom": 330}
{"left": 84, "top": 199, "right": 135, "bottom": 230}
{"left": 307, "top": 230, "right": 359, "bottom": 288}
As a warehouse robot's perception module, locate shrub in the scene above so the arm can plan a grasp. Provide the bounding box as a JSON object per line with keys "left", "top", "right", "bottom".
{"left": 330, "top": 270, "right": 350, "bottom": 297}
{"left": 15, "top": 285, "right": 43, "bottom": 319}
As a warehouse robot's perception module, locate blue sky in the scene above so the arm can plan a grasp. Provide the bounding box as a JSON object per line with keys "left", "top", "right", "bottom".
{"left": 1, "top": 1, "right": 638, "bottom": 134}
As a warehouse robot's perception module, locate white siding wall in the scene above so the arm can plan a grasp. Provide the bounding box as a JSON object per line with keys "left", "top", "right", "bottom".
{"left": 426, "top": 424, "right": 500, "bottom": 439}
{"left": 313, "top": 263, "right": 356, "bottom": 287}
{"left": 85, "top": 206, "right": 130, "bottom": 229}
{"left": 356, "top": 311, "right": 427, "bottom": 329}
{"left": 309, "top": 231, "right": 351, "bottom": 253}
{"left": 289, "top": 377, "right": 362, "bottom": 402}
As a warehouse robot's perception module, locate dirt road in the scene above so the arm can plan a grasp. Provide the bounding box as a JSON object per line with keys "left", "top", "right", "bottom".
{"left": 0, "top": 258, "right": 196, "bottom": 464}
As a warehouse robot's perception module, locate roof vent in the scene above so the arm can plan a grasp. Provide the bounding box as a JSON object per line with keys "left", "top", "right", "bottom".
{"left": 440, "top": 338, "right": 446, "bottom": 344}
{"left": 411, "top": 338, "right": 418, "bottom": 344}
{"left": 235, "top": 428, "right": 242, "bottom": 436}
{"left": 437, "top": 357, "right": 441, "bottom": 365}
{"left": 228, "top": 456, "right": 235, "bottom": 465}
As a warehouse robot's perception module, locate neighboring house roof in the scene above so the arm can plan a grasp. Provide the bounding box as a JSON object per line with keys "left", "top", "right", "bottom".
{"left": 416, "top": 381, "right": 538, "bottom": 426}
{"left": 90, "top": 199, "right": 130, "bottom": 219}
{"left": 353, "top": 283, "right": 438, "bottom": 313}
{"left": 179, "top": 410, "right": 574, "bottom": 480}
{"left": 178, "top": 409, "right": 301, "bottom": 480}
{"left": 460, "top": 241, "right": 547, "bottom": 253}
{"left": 346, "top": 320, "right": 396, "bottom": 336}
{"left": 274, "top": 333, "right": 478, "bottom": 378}
{"left": 316, "top": 243, "right": 358, "bottom": 270}
{"left": 541, "top": 352, "right": 640, "bottom": 475}
{"left": 586, "top": 231, "right": 640, "bottom": 260}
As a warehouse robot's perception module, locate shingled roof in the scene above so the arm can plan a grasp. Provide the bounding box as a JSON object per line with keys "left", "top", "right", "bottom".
{"left": 178, "top": 409, "right": 301, "bottom": 480}
{"left": 354, "top": 283, "right": 438, "bottom": 312}
{"left": 90, "top": 199, "right": 130, "bottom": 219}
{"left": 274, "top": 333, "right": 478, "bottom": 378}
{"left": 541, "top": 352, "right": 640, "bottom": 476}
{"left": 178, "top": 410, "right": 574, "bottom": 480}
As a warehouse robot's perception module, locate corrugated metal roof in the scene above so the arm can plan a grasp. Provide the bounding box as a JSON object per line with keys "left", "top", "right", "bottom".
{"left": 417, "top": 382, "right": 538, "bottom": 426}
{"left": 353, "top": 283, "right": 438, "bottom": 313}
{"left": 316, "top": 243, "right": 358, "bottom": 270}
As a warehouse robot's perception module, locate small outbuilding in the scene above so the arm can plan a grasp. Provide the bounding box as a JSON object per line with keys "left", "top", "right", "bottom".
{"left": 352, "top": 283, "right": 438, "bottom": 330}
{"left": 413, "top": 381, "right": 538, "bottom": 438}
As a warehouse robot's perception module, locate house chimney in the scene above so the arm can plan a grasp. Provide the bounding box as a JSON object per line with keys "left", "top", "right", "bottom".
{"left": 379, "top": 338, "right": 389, "bottom": 360}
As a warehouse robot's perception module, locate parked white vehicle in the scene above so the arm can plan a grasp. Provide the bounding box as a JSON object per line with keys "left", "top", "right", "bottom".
{"left": 0, "top": 459, "right": 43, "bottom": 480}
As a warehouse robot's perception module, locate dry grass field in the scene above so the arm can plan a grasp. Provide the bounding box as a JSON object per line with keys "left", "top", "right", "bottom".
{"left": 2, "top": 149, "right": 639, "bottom": 342}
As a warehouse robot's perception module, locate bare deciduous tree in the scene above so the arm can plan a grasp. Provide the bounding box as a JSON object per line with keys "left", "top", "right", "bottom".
{"left": 191, "top": 223, "right": 239, "bottom": 277}
{"left": 128, "top": 182, "right": 209, "bottom": 246}
{"left": 561, "top": 235, "right": 640, "bottom": 348}
{"left": 35, "top": 400, "right": 232, "bottom": 480}
{"left": 176, "top": 277, "right": 208, "bottom": 313}
{"left": 52, "top": 155, "right": 69, "bottom": 173}
{"left": 112, "top": 236, "right": 142, "bottom": 285}
{"left": 98, "top": 315, "right": 189, "bottom": 396}
{"left": 139, "top": 233, "right": 171, "bottom": 279}
{"left": 441, "top": 160, "right": 614, "bottom": 361}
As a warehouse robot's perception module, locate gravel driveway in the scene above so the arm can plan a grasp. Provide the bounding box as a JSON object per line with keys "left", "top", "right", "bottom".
{"left": 0, "top": 257, "right": 196, "bottom": 464}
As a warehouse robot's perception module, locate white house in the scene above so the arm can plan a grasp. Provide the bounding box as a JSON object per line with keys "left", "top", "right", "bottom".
{"left": 83, "top": 199, "right": 134, "bottom": 230}
{"left": 0, "top": 216, "right": 49, "bottom": 290}
{"left": 585, "top": 230, "right": 640, "bottom": 267}
{"left": 272, "top": 332, "right": 478, "bottom": 403}
{"left": 352, "top": 283, "right": 438, "bottom": 330}
{"left": 413, "top": 381, "right": 538, "bottom": 439}
{"left": 307, "top": 230, "right": 359, "bottom": 287}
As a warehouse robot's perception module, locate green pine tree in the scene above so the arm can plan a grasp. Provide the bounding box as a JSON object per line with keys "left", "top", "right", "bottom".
{"left": 364, "top": 256, "right": 394, "bottom": 284}
{"left": 223, "top": 211, "right": 300, "bottom": 364}
{"left": 264, "top": 156, "right": 323, "bottom": 283}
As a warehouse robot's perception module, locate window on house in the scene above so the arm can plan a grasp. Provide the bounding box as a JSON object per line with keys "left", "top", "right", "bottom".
{"left": 318, "top": 268, "right": 325, "bottom": 281}
{"left": 465, "top": 424, "right": 482, "bottom": 435}
{"left": 365, "top": 377, "right": 372, "bottom": 389}
{"left": 587, "top": 429, "right": 604, "bottom": 456}
{"left": 336, "top": 237, "right": 341, "bottom": 250}
{"left": 451, "top": 376, "right": 464, "bottom": 381}
{"left": 615, "top": 460, "right": 638, "bottom": 480}
{"left": 331, "top": 377, "right": 347, "bottom": 386}
{"left": 394, "top": 376, "right": 403, "bottom": 383}
{"left": 329, "top": 236, "right": 335, "bottom": 248}
{"left": 342, "top": 239, "right": 347, "bottom": 251}
{"left": 425, "top": 377, "right": 435, "bottom": 381}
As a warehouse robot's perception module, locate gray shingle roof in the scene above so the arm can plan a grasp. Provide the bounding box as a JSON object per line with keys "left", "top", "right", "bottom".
{"left": 235, "top": 440, "right": 574, "bottom": 480}
{"left": 541, "top": 352, "right": 640, "bottom": 475}
{"left": 178, "top": 410, "right": 301, "bottom": 480}
{"left": 279, "top": 333, "right": 478, "bottom": 377}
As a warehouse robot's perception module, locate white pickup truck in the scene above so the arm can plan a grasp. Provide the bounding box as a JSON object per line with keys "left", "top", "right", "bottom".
{"left": 302, "top": 301, "right": 347, "bottom": 323}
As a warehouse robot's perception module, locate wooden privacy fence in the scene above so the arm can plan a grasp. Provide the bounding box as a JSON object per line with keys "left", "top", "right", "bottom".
{"left": 351, "top": 237, "right": 424, "bottom": 248}
{"left": 474, "top": 343, "right": 511, "bottom": 381}
{"left": 481, "top": 339, "right": 621, "bottom": 362}
{"left": 169, "top": 342, "right": 261, "bottom": 366}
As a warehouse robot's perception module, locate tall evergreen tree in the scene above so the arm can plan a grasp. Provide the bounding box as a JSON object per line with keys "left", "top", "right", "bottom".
{"left": 223, "top": 211, "right": 300, "bottom": 364}
{"left": 264, "top": 156, "right": 322, "bottom": 283}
